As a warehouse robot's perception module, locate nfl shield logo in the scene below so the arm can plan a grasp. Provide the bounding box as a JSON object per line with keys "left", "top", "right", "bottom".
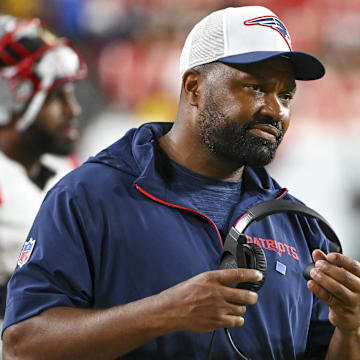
{"left": 18, "top": 238, "right": 36, "bottom": 268}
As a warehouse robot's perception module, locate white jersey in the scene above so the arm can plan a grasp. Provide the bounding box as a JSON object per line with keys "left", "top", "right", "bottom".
{"left": 0, "top": 151, "right": 78, "bottom": 284}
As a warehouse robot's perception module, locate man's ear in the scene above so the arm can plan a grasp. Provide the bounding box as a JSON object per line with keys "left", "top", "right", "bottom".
{"left": 181, "top": 69, "right": 203, "bottom": 106}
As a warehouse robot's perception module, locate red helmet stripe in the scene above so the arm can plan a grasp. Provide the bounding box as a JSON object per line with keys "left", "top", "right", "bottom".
{"left": 9, "top": 40, "right": 31, "bottom": 58}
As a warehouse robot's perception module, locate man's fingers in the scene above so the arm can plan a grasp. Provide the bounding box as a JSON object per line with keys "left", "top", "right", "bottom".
{"left": 312, "top": 249, "right": 327, "bottom": 262}
{"left": 307, "top": 280, "right": 343, "bottom": 308}
{"left": 222, "top": 286, "right": 258, "bottom": 305}
{"left": 221, "top": 314, "right": 245, "bottom": 329}
{"left": 315, "top": 260, "right": 360, "bottom": 293}
{"left": 211, "top": 268, "right": 263, "bottom": 286}
{"left": 224, "top": 303, "right": 247, "bottom": 316}
{"left": 308, "top": 280, "right": 360, "bottom": 332}
{"left": 326, "top": 253, "right": 360, "bottom": 278}
{"left": 309, "top": 267, "right": 357, "bottom": 306}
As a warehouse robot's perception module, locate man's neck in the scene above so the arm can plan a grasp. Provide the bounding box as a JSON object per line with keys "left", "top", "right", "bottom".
{"left": 1, "top": 144, "right": 56, "bottom": 190}
{"left": 0, "top": 132, "right": 43, "bottom": 179}
{"left": 158, "top": 126, "right": 244, "bottom": 182}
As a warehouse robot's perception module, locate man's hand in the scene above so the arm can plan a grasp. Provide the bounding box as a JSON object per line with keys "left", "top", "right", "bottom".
{"left": 156, "top": 268, "right": 262, "bottom": 333}
{"left": 2, "top": 268, "right": 262, "bottom": 360}
{"left": 307, "top": 250, "right": 360, "bottom": 335}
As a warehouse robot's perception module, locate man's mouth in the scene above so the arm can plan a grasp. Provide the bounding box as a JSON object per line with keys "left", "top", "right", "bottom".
{"left": 60, "top": 125, "right": 79, "bottom": 141}
{"left": 248, "top": 124, "right": 281, "bottom": 142}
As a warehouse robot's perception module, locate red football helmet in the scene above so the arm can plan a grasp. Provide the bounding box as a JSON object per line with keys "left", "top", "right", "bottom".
{"left": 0, "top": 16, "right": 87, "bottom": 131}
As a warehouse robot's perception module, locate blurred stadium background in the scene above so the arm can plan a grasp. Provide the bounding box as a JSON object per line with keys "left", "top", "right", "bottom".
{"left": 2, "top": 0, "right": 359, "bottom": 259}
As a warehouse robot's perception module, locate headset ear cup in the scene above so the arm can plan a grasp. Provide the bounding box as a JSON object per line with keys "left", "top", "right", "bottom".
{"left": 219, "top": 252, "right": 241, "bottom": 288}
{"left": 237, "top": 244, "right": 267, "bottom": 292}
{"left": 219, "top": 252, "right": 238, "bottom": 270}
{"left": 248, "top": 244, "right": 267, "bottom": 291}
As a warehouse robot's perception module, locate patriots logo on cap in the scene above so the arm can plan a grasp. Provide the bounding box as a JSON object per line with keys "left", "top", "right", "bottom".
{"left": 17, "top": 238, "right": 36, "bottom": 268}
{"left": 244, "top": 16, "right": 292, "bottom": 50}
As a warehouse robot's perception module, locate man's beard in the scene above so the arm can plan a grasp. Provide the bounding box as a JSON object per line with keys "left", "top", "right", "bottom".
{"left": 198, "top": 96, "right": 283, "bottom": 168}
{"left": 22, "top": 122, "right": 75, "bottom": 156}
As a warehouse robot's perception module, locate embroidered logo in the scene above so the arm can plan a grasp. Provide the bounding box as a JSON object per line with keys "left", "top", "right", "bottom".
{"left": 17, "top": 238, "right": 36, "bottom": 268}
{"left": 244, "top": 16, "right": 292, "bottom": 50}
{"left": 245, "top": 235, "right": 299, "bottom": 260}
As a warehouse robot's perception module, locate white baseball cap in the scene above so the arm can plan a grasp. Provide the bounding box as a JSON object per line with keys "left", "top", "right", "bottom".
{"left": 180, "top": 6, "right": 325, "bottom": 80}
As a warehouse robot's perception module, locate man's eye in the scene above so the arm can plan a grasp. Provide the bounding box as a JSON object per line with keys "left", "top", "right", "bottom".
{"left": 279, "top": 93, "right": 294, "bottom": 101}
{"left": 245, "top": 85, "right": 262, "bottom": 92}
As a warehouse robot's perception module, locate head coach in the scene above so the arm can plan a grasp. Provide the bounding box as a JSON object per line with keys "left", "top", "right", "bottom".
{"left": 2, "top": 6, "right": 360, "bottom": 360}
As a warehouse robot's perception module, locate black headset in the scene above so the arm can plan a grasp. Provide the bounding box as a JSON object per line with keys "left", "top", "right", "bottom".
{"left": 219, "top": 198, "right": 342, "bottom": 290}
{"left": 209, "top": 199, "right": 343, "bottom": 360}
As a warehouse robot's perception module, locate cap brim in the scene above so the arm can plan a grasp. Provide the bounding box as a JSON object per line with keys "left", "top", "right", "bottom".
{"left": 218, "top": 51, "right": 325, "bottom": 81}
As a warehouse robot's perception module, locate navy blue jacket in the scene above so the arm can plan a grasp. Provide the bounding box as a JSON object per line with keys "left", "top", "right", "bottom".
{"left": 3, "top": 122, "right": 334, "bottom": 359}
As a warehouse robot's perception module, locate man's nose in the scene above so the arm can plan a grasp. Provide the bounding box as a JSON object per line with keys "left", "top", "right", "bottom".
{"left": 64, "top": 96, "right": 82, "bottom": 118}
{"left": 259, "top": 93, "right": 287, "bottom": 123}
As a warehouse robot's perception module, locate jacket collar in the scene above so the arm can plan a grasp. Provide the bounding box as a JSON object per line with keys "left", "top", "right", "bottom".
{"left": 133, "top": 122, "right": 287, "bottom": 211}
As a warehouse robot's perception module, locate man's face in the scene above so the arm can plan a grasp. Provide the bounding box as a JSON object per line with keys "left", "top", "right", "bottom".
{"left": 23, "top": 83, "right": 81, "bottom": 155}
{"left": 197, "top": 57, "right": 296, "bottom": 167}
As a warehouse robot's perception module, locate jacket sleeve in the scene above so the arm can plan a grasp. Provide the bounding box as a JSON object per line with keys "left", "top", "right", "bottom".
{"left": 2, "top": 184, "right": 94, "bottom": 337}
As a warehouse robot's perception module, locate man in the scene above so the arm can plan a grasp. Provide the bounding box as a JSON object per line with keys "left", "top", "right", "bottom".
{"left": 0, "top": 15, "right": 86, "bottom": 329}
{"left": 2, "top": 6, "right": 360, "bottom": 360}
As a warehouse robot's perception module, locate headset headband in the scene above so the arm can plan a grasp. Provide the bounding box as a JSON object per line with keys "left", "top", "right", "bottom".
{"left": 229, "top": 199, "right": 342, "bottom": 253}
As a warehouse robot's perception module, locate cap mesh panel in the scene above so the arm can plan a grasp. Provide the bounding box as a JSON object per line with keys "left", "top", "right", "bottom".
{"left": 188, "top": 11, "right": 225, "bottom": 69}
